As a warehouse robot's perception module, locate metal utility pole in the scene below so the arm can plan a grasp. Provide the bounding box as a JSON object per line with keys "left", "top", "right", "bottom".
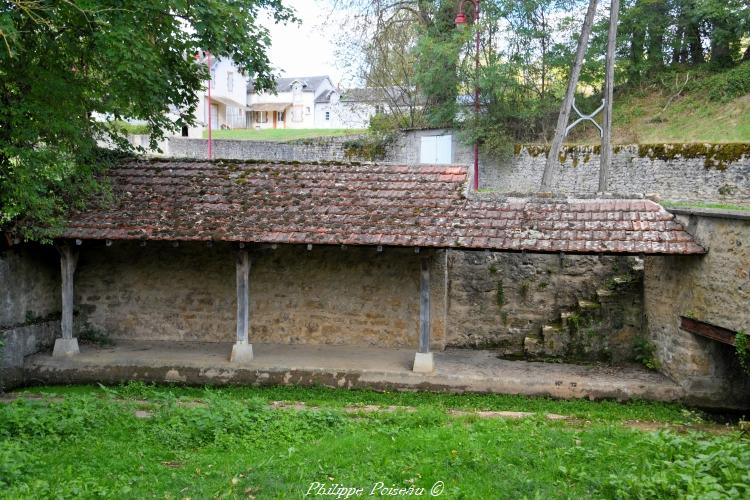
{"left": 455, "top": 0, "right": 481, "bottom": 191}
{"left": 540, "top": 0, "right": 599, "bottom": 190}
{"left": 207, "top": 51, "right": 213, "bottom": 160}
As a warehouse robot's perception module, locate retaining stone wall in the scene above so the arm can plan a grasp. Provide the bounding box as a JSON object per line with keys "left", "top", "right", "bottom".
{"left": 479, "top": 144, "right": 750, "bottom": 204}
{"left": 445, "top": 251, "right": 643, "bottom": 362}
{"left": 159, "top": 133, "right": 750, "bottom": 204}
{"left": 645, "top": 212, "right": 750, "bottom": 408}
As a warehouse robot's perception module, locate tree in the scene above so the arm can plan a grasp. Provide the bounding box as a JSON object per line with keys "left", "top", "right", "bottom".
{"left": 0, "top": 0, "right": 295, "bottom": 241}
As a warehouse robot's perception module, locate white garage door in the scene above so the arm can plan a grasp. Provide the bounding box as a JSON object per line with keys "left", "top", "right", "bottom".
{"left": 419, "top": 134, "right": 452, "bottom": 164}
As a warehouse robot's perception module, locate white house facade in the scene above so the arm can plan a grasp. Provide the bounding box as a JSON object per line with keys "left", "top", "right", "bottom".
{"left": 177, "top": 54, "right": 249, "bottom": 137}
{"left": 247, "top": 76, "right": 343, "bottom": 129}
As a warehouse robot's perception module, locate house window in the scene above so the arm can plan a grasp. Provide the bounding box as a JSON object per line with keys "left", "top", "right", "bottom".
{"left": 375, "top": 105, "right": 384, "bottom": 114}
{"left": 255, "top": 111, "right": 268, "bottom": 123}
{"left": 277, "top": 111, "right": 285, "bottom": 122}
{"left": 227, "top": 72, "right": 234, "bottom": 92}
{"left": 325, "top": 111, "right": 330, "bottom": 121}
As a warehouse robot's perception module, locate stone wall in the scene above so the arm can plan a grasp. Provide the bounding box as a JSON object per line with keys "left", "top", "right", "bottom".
{"left": 1, "top": 321, "right": 59, "bottom": 389}
{"left": 75, "top": 242, "right": 446, "bottom": 349}
{"left": 158, "top": 133, "right": 750, "bottom": 204}
{"left": 0, "top": 245, "right": 61, "bottom": 389}
{"left": 71, "top": 240, "right": 641, "bottom": 362}
{"left": 1, "top": 245, "right": 60, "bottom": 328}
{"left": 166, "top": 136, "right": 365, "bottom": 162}
{"left": 645, "top": 210, "right": 750, "bottom": 408}
{"left": 479, "top": 144, "right": 750, "bottom": 203}
{"left": 445, "top": 251, "right": 643, "bottom": 362}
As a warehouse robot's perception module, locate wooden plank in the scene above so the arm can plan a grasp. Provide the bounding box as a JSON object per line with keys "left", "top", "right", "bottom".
{"left": 680, "top": 316, "right": 746, "bottom": 348}
{"left": 418, "top": 256, "right": 430, "bottom": 354}
{"left": 599, "top": 0, "right": 620, "bottom": 192}
{"left": 236, "top": 249, "right": 250, "bottom": 343}
{"left": 57, "top": 243, "right": 79, "bottom": 340}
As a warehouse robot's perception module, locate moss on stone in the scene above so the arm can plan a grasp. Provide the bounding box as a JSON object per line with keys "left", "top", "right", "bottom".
{"left": 636, "top": 143, "right": 750, "bottom": 170}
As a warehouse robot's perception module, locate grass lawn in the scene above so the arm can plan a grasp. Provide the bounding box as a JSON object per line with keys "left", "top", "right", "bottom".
{"left": 201, "top": 128, "right": 360, "bottom": 142}
{"left": 1, "top": 384, "right": 749, "bottom": 499}
{"left": 662, "top": 200, "right": 750, "bottom": 212}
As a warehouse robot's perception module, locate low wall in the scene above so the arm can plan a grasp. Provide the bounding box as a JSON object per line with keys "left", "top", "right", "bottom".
{"left": 645, "top": 209, "right": 750, "bottom": 408}
{"left": 1, "top": 321, "right": 59, "bottom": 389}
{"left": 166, "top": 136, "right": 365, "bottom": 162}
{"left": 154, "top": 133, "right": 750, "bottom": 204}
{"left": 480, "top": 144, "right": 750, "bottom": 204}
{"left": 74, "top": 242, "right": 446, "bottom": 349}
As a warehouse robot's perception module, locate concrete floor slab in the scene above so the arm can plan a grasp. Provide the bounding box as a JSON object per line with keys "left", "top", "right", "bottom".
{"left": 23, "top": 341, "right": 685, "bottom": 402}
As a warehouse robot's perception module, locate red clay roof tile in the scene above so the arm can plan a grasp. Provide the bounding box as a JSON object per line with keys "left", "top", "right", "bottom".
{"left": 61, "top": 160, "right": 705, "bottom": 255}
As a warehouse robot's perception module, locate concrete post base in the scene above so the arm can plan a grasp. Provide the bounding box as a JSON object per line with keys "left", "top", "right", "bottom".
{"left": 229, "top": 342, "right": 254, "bottom": 363}
{"left": 412, "top": 352, "right": 434, "bottom": 373}
{"left": 52, "top": 338, "right": 80, "bottom": 357}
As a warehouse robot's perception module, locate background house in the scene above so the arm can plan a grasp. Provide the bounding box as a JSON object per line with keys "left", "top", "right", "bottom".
{"left": 248, "top": 76, "right": 338, "bottom": 129}
{"left": 181, "top": 54, "right": 249, "bottom": 137}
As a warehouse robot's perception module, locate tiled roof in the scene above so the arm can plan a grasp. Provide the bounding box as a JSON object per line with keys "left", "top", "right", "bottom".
{"left": 62, "top": 160, "right": 705, "bottom": 255}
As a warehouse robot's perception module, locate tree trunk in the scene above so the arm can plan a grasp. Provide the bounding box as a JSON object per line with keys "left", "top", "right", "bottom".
{"left": 686, "top": 19, "right": 704, "bottom": 64}
{"left": 630, "top": 20, "right": 645, "bottom": 80}
{"left": 645, "top": 0, "right": 667, "bottom": 72}
{"left": 540, "top": 0, "right": 599, "bottom": 190}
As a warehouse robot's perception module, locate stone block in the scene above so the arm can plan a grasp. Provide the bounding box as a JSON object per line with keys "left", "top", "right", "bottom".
{"left": 542, "top": 325, "right": 567, "bottom": 357}
{"left": 523, "top": 336, "right": 544, "bottom": 357}
{"left": 52, "top": 338, "right": 80, "bottom": 357}
{"left": 413, "top": 352, "right": 434, "bottom": 373}
{"left": 229, "top": 342, "right": 254, "bottom": 363}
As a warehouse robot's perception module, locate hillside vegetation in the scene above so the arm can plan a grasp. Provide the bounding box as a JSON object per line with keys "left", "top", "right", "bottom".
{"left": 567, "top": 63, "right": 750, "bottom": 144}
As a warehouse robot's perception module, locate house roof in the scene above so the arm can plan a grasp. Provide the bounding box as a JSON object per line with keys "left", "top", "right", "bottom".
{"left": 315, "top": 90, "right": 337, "bottom": 104}
{"left": 250, "top": 76, "right": 333, "bottom": 94}
{"left": 62, "top": 160, "right": 705, "bottom": 255}
{"left": 341, "top": 87, "right": 425, "bottom": 107}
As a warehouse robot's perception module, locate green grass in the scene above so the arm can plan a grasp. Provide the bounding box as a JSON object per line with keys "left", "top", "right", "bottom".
{"left": 567, "top": 63, "right": 750, "bottom": 144}
{"left": 202, "top": 128, "right": 360, "bottom": 141}
{"left": 662, "top": 200, "right": 750, "bottom": 212}
{"left": 2, "top": 384, "right": 749, "bottom": 498}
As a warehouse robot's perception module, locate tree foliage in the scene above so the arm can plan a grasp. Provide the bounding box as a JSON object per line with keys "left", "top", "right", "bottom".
{"left": 0, "top": 0, "right": 295, "bottom": 241}
{"left": 340, "top": 0, "right": 750, "bottom": 153}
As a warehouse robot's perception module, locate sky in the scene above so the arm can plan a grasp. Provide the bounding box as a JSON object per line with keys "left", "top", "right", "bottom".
{"left": 260, "top": 0, "right": 350, "bottom": 86}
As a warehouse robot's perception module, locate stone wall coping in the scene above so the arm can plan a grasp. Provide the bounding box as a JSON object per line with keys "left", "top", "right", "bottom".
{"left": 667, "top": 207, "right": 750, "bottom": 221}
{"left": 468, "top": 191, "right": 648, "bottom": 201}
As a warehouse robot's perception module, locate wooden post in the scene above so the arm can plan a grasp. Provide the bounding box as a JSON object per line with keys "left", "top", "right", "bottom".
{"left": 541, "top": 0, "right": 599, "bottom": 190}
{"left": 599, "top": 0, "right": 620, "bottom": 192}
{"left": 413, "top": 254, "right": 434, "bottom": 372}
{"left": 230, "top": 248, "right": 254, "bottom": 362}
{"left": 53, "top": 242, "right": 80, "bottom": 357}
